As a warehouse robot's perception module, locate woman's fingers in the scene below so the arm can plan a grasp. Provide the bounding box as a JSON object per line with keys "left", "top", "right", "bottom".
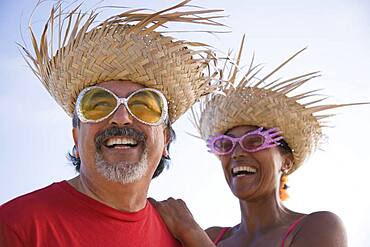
{"left": 149, "top": 197, "right": 197, "bottom": 237}
{"left": 149, "top": 197, "right": 215, "bottom": 247}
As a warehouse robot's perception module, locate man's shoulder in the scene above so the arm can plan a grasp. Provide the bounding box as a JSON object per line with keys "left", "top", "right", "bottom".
{"left": 0, "top": 181, "right": 65, "bottom": 222}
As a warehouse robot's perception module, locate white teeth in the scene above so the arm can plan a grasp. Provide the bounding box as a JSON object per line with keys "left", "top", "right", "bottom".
{"left": 106, "top": 137, "right": 138, "bottom": 147}
{"left": 232, "top": 166, "right": 257, "bottom": 174}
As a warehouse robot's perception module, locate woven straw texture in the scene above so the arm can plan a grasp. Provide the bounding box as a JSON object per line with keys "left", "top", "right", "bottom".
{"left": 193, "top": 36, "right": 365, "bottom": 173}
{"left": 19, "top": 0, "right": 225, "bottom": 122}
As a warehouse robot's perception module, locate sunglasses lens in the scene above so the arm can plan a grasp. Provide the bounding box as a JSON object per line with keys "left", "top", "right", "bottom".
{"left": 241, "top": 134, "right": 264, "bottom": 149}
{"left": 128, "top": 90, "right": 164, "bottom": 124}
{"left": 213, "top": 137, "right": 233, "bottom": 154}
{"left": 79, "top": 88, "right": 117, "bottom": 121}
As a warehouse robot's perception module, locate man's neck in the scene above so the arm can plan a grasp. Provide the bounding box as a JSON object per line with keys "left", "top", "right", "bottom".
{"left": 68, "top": 174, "right": 149, "bottom": 212}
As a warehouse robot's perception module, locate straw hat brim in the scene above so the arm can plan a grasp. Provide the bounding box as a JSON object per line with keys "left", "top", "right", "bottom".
{"left": 199, "top": 87, "right": 321, "bottom": 173}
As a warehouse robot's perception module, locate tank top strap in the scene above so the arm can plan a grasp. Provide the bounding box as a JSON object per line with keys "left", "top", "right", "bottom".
{"left": 213, "top": 227, "right": 231, "bottom": 245}
{"left": 281, "top": 216, "right": 305, "bottom": 247}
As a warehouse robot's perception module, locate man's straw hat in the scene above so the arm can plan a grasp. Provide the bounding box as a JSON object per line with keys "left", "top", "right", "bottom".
{"left": 193, "top": 36, "right": 366, "bottom": 173}
{"left": 19, "top": 0, "right": 225, "bottom": 123}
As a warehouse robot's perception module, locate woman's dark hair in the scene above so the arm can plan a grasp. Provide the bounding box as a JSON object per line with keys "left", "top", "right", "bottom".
{"left": 68, "top": 112, "right": 176, "bottom": 179}
{"left": 277, "top": 138, "right": 293, "bottom": 155}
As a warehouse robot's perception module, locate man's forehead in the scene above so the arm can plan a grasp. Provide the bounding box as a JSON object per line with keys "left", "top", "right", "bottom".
{"left": 96, "top": 80, "right": 145, "bottom": 97}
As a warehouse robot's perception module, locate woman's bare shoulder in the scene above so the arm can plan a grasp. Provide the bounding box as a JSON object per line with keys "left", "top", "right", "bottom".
{"left": 291, "top": 211, "right": 347, "bottom": 247}
{"left": 205, "top": 226, "right": 225, "bottom": 241}
{"left": 303, "top": 211, "right": 345, "bottom": 229}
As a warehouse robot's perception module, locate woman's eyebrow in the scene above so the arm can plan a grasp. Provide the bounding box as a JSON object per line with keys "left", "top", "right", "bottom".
{"left": 224, "top": 129, "right": 255, "bottom": 137}
{"left": 223, "top": 131, "right": 235, "bottom": 137}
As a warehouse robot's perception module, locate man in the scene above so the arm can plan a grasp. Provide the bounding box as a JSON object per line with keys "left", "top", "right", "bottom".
{"left": 0, "top": 1, "right": 223, "bottom": 246}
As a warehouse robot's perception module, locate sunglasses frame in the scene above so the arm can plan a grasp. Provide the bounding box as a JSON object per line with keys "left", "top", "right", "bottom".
{"left": 75, "top": 86, "right": 169, "bottom": 126}
{"left": 207, "top": 127, "right": 284, "bottom": 155}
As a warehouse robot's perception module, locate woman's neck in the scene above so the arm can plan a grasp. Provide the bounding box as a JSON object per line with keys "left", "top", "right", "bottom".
{"left": 238, "top": 193, "right": 289, "bottom": 236}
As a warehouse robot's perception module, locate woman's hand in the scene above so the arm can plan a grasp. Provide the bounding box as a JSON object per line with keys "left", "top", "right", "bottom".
{"left": 149, "top": 197, "right": 215, "bottom": 247}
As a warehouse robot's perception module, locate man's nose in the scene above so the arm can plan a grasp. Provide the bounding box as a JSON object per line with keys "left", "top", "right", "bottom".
{"left": 109, "top": 104, "right": 133, "bottom": 126}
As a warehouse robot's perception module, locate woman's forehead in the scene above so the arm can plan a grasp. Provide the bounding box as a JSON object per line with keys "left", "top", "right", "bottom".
{"left": 224, "top": 125, "right": 259, "bottom": 136}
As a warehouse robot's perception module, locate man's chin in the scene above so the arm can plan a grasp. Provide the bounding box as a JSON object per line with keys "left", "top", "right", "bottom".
{"left": 95, "top": 149, "right": 149, "bottom": 184}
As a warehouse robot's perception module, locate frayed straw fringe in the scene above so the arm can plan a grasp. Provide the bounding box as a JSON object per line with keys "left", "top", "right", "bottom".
{"left": 191, "top": 35, "right": 368, "bottom": 173}
{"left": 19, "top": 0, "right": 226, "bottom": 122}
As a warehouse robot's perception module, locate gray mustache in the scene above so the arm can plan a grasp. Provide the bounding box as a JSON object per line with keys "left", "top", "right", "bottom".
{"left": 95, "top": 127, "right": 146, "bottom": 150}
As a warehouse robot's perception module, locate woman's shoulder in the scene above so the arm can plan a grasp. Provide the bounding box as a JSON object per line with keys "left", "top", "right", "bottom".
{"left": 302, "top": 211, "right": 345, "bottom": 229}
{"left": 205, "top": 226, "right": 233, "bottom": 243}
{"left": 205, "top": 226, "right": 227, "bottom": 239}
{"left": 291, "top": 211, "right": 347, "bottom": 246}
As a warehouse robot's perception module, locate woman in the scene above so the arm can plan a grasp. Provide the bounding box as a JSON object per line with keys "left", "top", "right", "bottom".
{"left": 150, "top": 40, "right": 365, "bottom": 246}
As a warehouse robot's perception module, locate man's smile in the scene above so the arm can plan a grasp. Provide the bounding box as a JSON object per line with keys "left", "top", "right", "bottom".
{"left": 104, "top": 136, "right": 139, "bottom": 149}
{"left": 95, "top": 126, "right": 146, "bottom": 151}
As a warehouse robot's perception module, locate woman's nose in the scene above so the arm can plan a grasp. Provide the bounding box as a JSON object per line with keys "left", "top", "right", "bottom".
{"left": 231, "top": 142, "right": 249, "bottom": 159}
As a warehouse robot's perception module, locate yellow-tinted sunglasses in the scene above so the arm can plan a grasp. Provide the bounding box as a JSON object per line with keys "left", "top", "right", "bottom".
{"left": 75, "top": 86, "right": 168, "bottom": 125}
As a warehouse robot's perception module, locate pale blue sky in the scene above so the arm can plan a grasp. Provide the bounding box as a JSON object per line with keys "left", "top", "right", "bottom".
{"left": 1, "top": 0, "right": 369, "bottom": 246}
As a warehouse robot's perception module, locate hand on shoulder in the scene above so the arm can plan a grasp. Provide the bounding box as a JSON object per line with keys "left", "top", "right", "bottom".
{"left": 149, "top": 197, "right": 215, "bottom": 247}
{"left": 290, "top": 211, "right": 347, "bottom": 247}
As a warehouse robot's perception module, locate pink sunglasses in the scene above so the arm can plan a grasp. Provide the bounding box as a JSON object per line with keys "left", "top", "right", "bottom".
{"left": 207, "top": 127, "right": 283, "bottom": 155}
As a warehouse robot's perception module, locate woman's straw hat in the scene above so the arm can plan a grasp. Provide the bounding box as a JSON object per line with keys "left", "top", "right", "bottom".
{"left": 19, "top": 0, "right": 225, "bottom": 123}
{"left": 193, "top": 36, "right": 366, "bottom": 173}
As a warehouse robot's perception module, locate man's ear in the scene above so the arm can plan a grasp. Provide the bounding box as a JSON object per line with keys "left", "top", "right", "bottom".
{"left": 162, "top": 127, "right": 170, "bottom": 157}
